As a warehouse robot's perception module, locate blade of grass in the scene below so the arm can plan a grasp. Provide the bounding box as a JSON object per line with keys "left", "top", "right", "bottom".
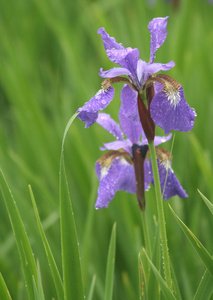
{"left": 29, "top": 185, "right": 64, "bottom": 300}
{"left": 60, "top": 112, "right": 84, "bottom": 300}
{"left": 104, "top": 223, "right": 116, "bottom": 300}
{"left": 197, "top": 189, "right": 213, "bottom": 215}
{"left": 33, "top": 261, "right": 45, "bottom": 300}
{"left": 138, "top": 253, "right": 147, "bottom": 300}
{"left": 87, "top": 275, "right": 96, "bottom": 300}
{"left": 142, "top": 248, "right": 176, "bottom": 300}
{"left": 169, "top": 204, "right": 213, "bottom": 278}
{"left": 0, "top": 169, "right": 37, "bottom": 300}
{"left": 0, "top": 273, "right": 12, "bottom": 300}
{"left": 193, "top": 269, "right": 213, "bottom": 300}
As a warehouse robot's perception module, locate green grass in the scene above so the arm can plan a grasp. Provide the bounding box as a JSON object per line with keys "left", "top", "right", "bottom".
{"left": 0, "top": 0, "right": 213, "bottom": 299}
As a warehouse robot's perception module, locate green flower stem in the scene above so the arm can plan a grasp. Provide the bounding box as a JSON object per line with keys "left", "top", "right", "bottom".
{"left": 148, "top": 140, "right": 173, "bottom": 291}
{"left": 141, "top": 210, "right": 152, "bottom": 261}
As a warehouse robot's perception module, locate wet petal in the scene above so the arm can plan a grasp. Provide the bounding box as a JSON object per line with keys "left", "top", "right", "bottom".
{"left": 149, "top": 17, "right": 169, "bottom": 63}
{"left": 119, "top": 106, "right": 142, "bottom": 144}
{"left": 95, "top": 156, "right": 136, "bottom": 209}
{"left": 157, "top": 159, "right": 188, "bottom": 200}
{"left": 78, "top": 87, "right": 115, "bottom": 128}
{"left": 149, "top": 158, "right": 188, "bottom": 200}
{"left": 96, "top": 113, "right": 123, "bottom": 140}
{"left": 150, "top": 86, "right": 196, "bottom": 133}
{"left": 98, "top": 27, "right": 124, "bottom": 51}
{"left": 120, "top": 85, "right": 139, "bottom": 121}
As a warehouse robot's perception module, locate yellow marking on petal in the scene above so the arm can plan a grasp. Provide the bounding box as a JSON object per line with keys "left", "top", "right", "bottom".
{"left": 97, "top": 150, "right": 132, "bottom": 179}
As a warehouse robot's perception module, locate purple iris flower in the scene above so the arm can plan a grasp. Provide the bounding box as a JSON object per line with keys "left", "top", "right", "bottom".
{"left": 78, "top": 17, "right": 196, "bottom": 134}
{"left": 94, "top": 108, "right": 186, "bottom": 209}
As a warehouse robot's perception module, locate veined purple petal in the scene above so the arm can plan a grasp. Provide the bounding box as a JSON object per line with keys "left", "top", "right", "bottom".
{"left": 97, "top": 27, "right": 140, "bottom": 76}
{"left": 120, "top": 85, "right": 139, "bottom": 121}
{"left": 78, "top": 87, "right": 115, "bottom": 128}
{"left": 149, "top": 17, "right": 169, "bottom": 63}
{"left": 98, "top": 27, "right": 124, "bottom": 51}
{"left": 95, "top": 157, "right": 136, "bottom": 209}
{"left": 106, "top": 47, "right": 138, "bottom": 65}
{"left": 137, "top": 59, "right": 148, "bottom": 84}
{"left": 156, "top": 159, "right": 188, "bottom": 200}
{"left": 145, "top": 61, "right": 175, "bottom": 74}
{"left": 99, "top": 67, "right": 131, "bottom": 78}
{"left": 150, "top": 86, "right": 196, "bottom": 133}
{"left": 119, "top": 107, "right": 142, "bottom": 144}
{"left": 117, "top": 49, "right": 140, "bottom": 78}
{"left": 96, "top": 113, "right": 123, "bottom": 140}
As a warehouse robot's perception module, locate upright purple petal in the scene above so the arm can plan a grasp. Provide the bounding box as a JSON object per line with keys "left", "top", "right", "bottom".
{"left": 149, "top": 17, "right": 169, "bottom": 63}
{"left": 150, "top": 86, "right": 196, "bottom": 133}
{"left": 78, "top": 87, "right": 115, "bottom": 128}
{"left": 120, "top": 85, "right": 139, "bottom": 121}
{"left": 98, "top": 27, "right": 140, "bottom": 77}
{"left": 96, "top": 113, "right": 123, "bottom": 140}
{"left": 95, "top": 157, "right": 136, "bottom": 209}
{"left": 119, "top": 107, "right": 142, "bottom": 144}
{"left": 98, "top": 27, "right": 124, "bottom": 51}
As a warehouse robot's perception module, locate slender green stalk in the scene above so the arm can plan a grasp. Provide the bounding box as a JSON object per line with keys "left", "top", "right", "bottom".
{"left": 148, "top": 141, "right": 173, "bottom": 291}
{"left": 141, "top": 211, "right": 152, "bottom": 260}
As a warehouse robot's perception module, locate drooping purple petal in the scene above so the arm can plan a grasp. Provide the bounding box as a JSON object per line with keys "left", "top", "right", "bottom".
{"left": 119, "top": 106, "right": 142, "bottom": 144}
{"left": 78, "top": 87, "right": 115, "bottom": 128}
{"left": 96, "top": 113, "right": 123, "bottom": 140}
{"left": 95, "top": 157, "right": 136, "bottom": 209}
{"left": 154, "top": 133, "right": 172, "bottom": 145}
{"left": 155, "top": 159, "right": 188, "bottom": 200}
{"left": 145, "top": 61, "right": 175, "bottom": 74}
{"left": 150, "top": 86, "right": 196, "bottom": 133}
{"left": 120, "top": 85, "right": 139, "bottom": 121}
{"left": 99, "top": 67, "right": 131, "bottom": 78}
{"left": 101, "top": 140, "right": 132, "bottom": 153}
{"left": 149, "top": 17, "right": 169, "bottom": 63}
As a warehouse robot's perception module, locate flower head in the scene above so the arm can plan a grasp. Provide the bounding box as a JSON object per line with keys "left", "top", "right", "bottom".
{"left": 95, "top": 109, "right": 173, "bottom": 209}
{"left": 77, "top": 17, "right": 196, "bottom": 136}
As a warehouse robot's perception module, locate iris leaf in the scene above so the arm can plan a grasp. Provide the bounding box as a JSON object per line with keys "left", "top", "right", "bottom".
{"left": 169, "top": 204, "right": 213, "bottom": 278}
{"left": 104, "top": 223, "right": 116, "bottom": 300}
{"left": 142, "top": 248, "right": 176, "bottom": 300}
{"left": 0, "top": 273, "right": 12, "bottom": 300}
{"left": 197, "top": 189, "right": 213, "bottom": 215}
{"left": 29, "top": 185, "right": 64, "bottom": 300}
{"left": 193, "top": 269, "right": 213, "bottom": 300}
{"left": 0, "top": 169, "right": 37, "bottom": 300}
{"left": 60, "top": 112, "right": 84, "bottom": 300}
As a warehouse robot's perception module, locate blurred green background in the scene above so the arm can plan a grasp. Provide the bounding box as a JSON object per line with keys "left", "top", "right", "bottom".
{"left": 0, "top": 0, "right": 213, "bottom": 299}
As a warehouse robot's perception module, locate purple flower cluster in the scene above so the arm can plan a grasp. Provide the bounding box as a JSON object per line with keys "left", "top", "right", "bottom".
{"left": 77, "top": 17, "right": 196, "bottom": 209}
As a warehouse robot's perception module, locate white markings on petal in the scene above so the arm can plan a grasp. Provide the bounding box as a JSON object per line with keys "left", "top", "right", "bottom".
{"left": 166, "top": 86, "right": 181, "bottom": 108}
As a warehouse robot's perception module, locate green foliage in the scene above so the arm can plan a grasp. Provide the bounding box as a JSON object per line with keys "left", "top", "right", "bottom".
{"left": 0, "top": 0, "right": 213, "bottom": 299}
